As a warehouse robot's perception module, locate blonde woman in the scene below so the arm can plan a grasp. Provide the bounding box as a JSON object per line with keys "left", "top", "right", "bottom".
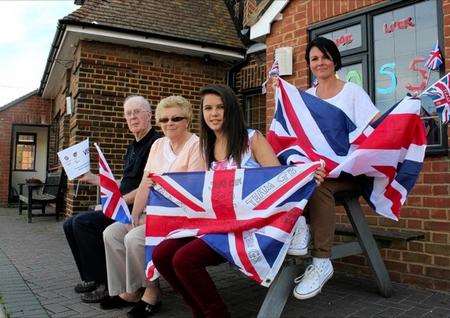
{"left": 101, "top": 96, "right": 205, "bottom": 317}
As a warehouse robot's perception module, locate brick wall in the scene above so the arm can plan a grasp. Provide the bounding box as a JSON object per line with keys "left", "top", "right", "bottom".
{"left": 235, "top": 51, "right": 267, "bottom": 132}
{"left": 264, "top": 0, "right": 450, "bottom": 291}
{"left": 236, "top": 51, "right": 266, "bottom": 92}
{"left": 0, "top": 94, "right": 52, "bottom": 206}
{"left": 59, "top": 40, "right": 229, "bottom": 215}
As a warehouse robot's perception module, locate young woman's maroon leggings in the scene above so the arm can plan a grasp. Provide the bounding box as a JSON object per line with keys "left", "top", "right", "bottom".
{"left": 152, "top": 237, "right": 229, "bottom": 318}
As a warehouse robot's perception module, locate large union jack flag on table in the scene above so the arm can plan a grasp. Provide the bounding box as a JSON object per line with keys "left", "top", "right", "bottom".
{"left": 94, "top": 143, "right": 131, "bottom": 224}
{"left": 145, "top": 163, "right": 320, "bottom": 286}
{"left": 421, "top": 73, "right": 450, "bottom": 124}
{"left": 267, "top": 78, "right": 427, "bottom": 220}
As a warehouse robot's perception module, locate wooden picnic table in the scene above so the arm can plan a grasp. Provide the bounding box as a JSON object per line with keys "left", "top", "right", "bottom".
{"left": 257, "top": 191, "right": 424, "bottom": 318}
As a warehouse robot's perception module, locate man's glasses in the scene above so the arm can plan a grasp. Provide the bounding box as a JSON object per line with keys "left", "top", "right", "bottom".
{"left": 158, "top": 116, "right": 186, "bottom": 123}
{"left": 124, "top": 108, "right": 147, "bottom": 118}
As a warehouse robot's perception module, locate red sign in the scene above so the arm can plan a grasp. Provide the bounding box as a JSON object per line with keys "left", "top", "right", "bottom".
{"left": 383, "top": 17, "right": 415, "bottom": 34}
{"left": 334, "top": 34, "right": 353, "bottom": 47}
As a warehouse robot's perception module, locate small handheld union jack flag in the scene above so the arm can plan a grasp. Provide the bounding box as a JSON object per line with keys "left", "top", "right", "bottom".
{"left": 262, "top": 59, "right": 280, "bottom": 94}
{"left": 424, "top": 41, "right": 443, "bottom": 70}
{"left": 422, "top": 73, "right": 450, "bottom": 124}
{"left": 94, "top": 143, "right": 132, "bottom": 224}
{"left": 268, "top": 59, "right": 280, "bottom": 77}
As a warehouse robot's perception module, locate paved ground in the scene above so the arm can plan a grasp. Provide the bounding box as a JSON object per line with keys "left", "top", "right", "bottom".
{"left": 0, "top": 207, "right": 450, "bottom": 318}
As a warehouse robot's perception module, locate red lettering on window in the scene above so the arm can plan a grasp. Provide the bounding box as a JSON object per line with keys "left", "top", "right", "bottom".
{"left": 334, "top": 34, "right": 353, "bottom": 47}
{"left": 405, "top": 56, "right": 429, "bottom": 93}
{"left": 383, "top": 16, "right": 415, "bottom": 34}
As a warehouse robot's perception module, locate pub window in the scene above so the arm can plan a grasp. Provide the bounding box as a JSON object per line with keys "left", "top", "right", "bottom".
{"left": 309, "top": 0, "right": 446, "bottom": 152}
{"left": 14, "top": 133, "right": 37, "bottom": 171}
{"left": 243, "top": 90, "right": 266, "bottom": 133}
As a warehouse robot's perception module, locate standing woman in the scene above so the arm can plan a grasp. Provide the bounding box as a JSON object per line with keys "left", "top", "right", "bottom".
{"left": 291, "top": 37, "right": 380, "bottom": 300}
{"left": 101, "top": 96, "right": 205, "bottom": 317}
{"left": 151, "top": 85, "right": 282, "bottom": 318}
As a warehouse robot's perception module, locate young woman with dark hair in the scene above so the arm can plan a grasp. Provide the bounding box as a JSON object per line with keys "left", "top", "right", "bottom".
{"left": 151, "top": 84, "right": 285, "bottom": 318}
{"left": 199, "top": 84, "right": 279, "bottom": 169}
{"left": 290, "top": 36, "right": 381, "bottom": 300}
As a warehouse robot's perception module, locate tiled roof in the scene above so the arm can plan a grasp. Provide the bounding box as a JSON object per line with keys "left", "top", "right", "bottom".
{"left": 248, "top": 0, "right": 273, "bottom": 26}
{"left": 63, "top": 0, "right": 244, "bottom": 49}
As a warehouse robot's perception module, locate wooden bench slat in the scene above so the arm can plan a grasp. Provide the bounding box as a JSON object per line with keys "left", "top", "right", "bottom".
{"left": 335, "top": 224, "right": 425, "bottom": 242}
{"left": 33, "top": 194, "right": 56, "bottom": 201}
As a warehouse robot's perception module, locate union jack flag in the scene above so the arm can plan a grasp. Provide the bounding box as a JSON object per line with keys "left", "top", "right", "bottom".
{"left": 421, "top": 73, "right": 450, "bottom": 124}
{"left": 145, "top": 163, "right": 320, "bottom": 286}
{"left": 94, "top": 143, "right": 132, "bottom": 224}
{"left": 424, "top": 41, "right": 443, "bottom": 70}
{"left": 268, "top": 59, "right": 280, "bottom": 77}
{"left": 262, "top": 59, "right": 280, "bottom": 94}
{"left": 267, "top": 78, "right": 427, "bottom": 220}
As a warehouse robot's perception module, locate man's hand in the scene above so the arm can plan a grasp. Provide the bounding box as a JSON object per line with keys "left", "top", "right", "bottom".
{"left": 78, "top": 171, "right": 99, "bottom": 186}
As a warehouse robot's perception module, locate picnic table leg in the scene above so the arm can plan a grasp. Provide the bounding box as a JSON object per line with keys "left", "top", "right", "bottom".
{"left": 257, "top": 261, "right": 304, "bottom": 318}
{"left": 343, "top": 197, "right": 392, "bottom": 298}
{"left": 27, "top": 189, "right": 33, "bottom": 223}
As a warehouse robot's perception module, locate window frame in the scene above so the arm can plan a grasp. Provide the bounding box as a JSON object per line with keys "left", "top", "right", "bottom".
{"left": 14, "top": 132, "right": 37, "bottom": 171}
{"left": 340, "top": 54, "right": 370, "bottom": 94}
{"left": 310, "top": 15, "right": 368, "bottom": 57}
{"left": 242, "top": 87, "right": 267, "bottom": 133}
{"left": 308, "top": 0, "right": 447, "bottom": 155}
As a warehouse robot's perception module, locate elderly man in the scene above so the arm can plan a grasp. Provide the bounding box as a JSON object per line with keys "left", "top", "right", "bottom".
{"left": 63, "top": 95, "right": 161, "bottom": 303}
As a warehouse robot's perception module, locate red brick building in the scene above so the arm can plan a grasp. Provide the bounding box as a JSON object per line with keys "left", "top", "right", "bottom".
{"left": 36, "top": 0, "right": 247, "bottom": 215}
{"left": 0, "top": 91, "right": 52, "bottom": 206}
{"left": 248, "top": 0, "right": 450, "bottom": 291}
{"left": 0, "top": 0, "right": 448, "bottom": 291}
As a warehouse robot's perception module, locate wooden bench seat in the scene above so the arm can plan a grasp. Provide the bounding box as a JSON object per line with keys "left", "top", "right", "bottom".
{"left": 18, "top": 171, "right": 66, "bottom": 223}
{"left": 335, "top": 224, "right": 425, "bottom": 244}
{"left": 19, "top": 193, "right": 56, "bottom": 203}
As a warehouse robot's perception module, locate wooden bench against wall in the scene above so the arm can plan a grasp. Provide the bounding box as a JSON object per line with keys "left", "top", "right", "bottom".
{"left": 18, "top": 170, "right": 67, "bottom": 223}
{"left": 256, "top": 191, "right": 425, "bottom": 318}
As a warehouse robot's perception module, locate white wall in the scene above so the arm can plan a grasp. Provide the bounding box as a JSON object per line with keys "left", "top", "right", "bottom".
{"left": 10, "top": 126, "right": 48, "bottom": 196}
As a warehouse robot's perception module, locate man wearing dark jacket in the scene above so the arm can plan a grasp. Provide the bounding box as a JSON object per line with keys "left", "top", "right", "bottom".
{"left": 63, "top": 95, "right": 161, "bottom": 303}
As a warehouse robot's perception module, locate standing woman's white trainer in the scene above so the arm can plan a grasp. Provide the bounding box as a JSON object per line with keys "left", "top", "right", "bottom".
{"left": 287, "top": 216, "right": 310, "bottom": 256}
{"left": 293, "top": 258, "right": 333, "bottom": 300}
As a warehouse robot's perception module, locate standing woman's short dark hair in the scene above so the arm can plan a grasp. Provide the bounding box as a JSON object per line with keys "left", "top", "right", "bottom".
{"left": 199, "top": 84, "right": 248, "bottom": 168}
{"left": 305, "top": 36, "right": 342, "bottom": 71}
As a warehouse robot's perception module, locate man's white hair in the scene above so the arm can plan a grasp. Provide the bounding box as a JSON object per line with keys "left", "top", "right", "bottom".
{"left": 123, "top": 95, "right": 152, "bottom": 112}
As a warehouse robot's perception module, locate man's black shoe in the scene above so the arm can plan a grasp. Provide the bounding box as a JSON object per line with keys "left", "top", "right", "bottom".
{"left": 74, "top": 281, "right": 97, "bottom": 293}
{"left": 81, "top": 284, "right": 108, "bottom": 303}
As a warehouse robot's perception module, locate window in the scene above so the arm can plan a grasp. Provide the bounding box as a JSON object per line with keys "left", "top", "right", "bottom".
{"left": 243, "top": 91, "right": 266, "bottom": 133}
{"left": 373, "top": 1, "right": 440, "bottom": 113}
{"left": 309, "top": 0, "right": 446, "bottom": 153}
{"left": 15, "top": 133, "right": 36, "bottom": 171}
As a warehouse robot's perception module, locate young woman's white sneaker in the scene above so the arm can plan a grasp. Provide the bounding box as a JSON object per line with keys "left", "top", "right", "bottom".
{"left": 287, "top": 216, "right": 310, "bottom": 256}
{"left": 293, "top": 258, "right": 333, "bottom": 300}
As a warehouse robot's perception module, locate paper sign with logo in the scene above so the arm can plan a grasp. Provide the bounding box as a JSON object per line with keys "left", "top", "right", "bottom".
{"left": 57, "top": 139, "right": 90, "bottom": 180}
